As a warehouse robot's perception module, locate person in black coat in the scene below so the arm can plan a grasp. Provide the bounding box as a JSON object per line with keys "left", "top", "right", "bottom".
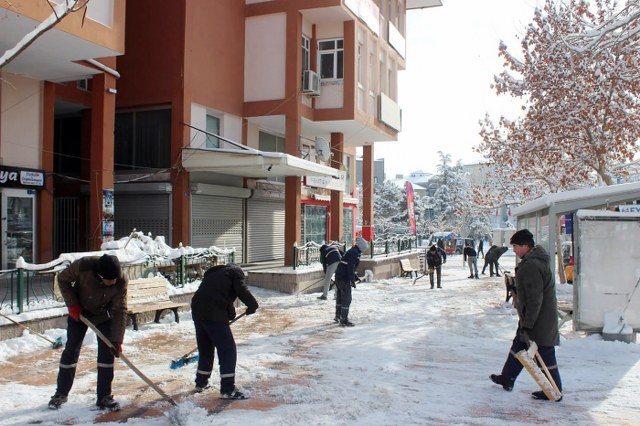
{"left": 334, "top": 237, "right": 368, "bottom": 327}
{"left": 490, "top": 229, "right": 562, "bottom": 401}
{"left": 463, "top": 245, "right": 479, "bottom": 279}
{"left": 478, "top": 240, "right": 484, "bottom": 259}
{"left": 426, "top": 245, "right": 447, "bottom": 289}
{"left": 191, "top": 264, "right": 259, "bottom": 399}
{"left": 319, "top": 243, "right": 343, "bottom": 300}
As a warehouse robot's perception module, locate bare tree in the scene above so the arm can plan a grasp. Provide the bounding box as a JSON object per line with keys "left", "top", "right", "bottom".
{"left": 0, "top": 0, "right": 89, "bottom": 70}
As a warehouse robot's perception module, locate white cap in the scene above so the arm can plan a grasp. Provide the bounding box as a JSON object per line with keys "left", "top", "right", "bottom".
{"left": 355, "top": 237, "right": 369, "bottom": 253}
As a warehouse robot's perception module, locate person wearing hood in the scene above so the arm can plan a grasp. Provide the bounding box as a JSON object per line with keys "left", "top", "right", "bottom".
{"left": 49, "top": 254, "right": 128, "bottom": 411}
{"left": 490, "top": 229, "right": 563, "bottom": 401}
{"left": 334, "top": 237, "right": 368, "bottom": 327}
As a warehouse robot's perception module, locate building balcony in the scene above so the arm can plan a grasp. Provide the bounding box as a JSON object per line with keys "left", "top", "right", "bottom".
{"left": 0, "top": 0, "right": 125, "bottom": 82}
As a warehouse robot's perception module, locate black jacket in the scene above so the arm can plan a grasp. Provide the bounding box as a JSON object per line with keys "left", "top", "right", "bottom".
{"left": 427, "top": 247, "right": 446, "bottom": 268}
{"left": 191, "top": 264, "right": 258, "bottom": 322}
{"left": 335, "top": 245, "right": 361, "bottom": 284}
{"left": 463, "top": 246, "right": 477, "bottom": 261}
{"left": 320, "top": 244, "right": 343, "bottom": 272}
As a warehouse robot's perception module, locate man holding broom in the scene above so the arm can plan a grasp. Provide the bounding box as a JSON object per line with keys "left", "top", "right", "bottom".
{"left": 191, "top": 263, "right": 259, "bottom": 398}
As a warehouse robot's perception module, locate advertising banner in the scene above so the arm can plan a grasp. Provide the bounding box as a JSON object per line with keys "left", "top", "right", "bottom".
{"left": 405, "top": 181, "right": 417, "bottom": 235}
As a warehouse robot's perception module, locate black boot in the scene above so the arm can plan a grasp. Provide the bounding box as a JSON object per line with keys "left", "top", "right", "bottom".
{"left": 490, "top": 374, "right": 514, "bottom": 391}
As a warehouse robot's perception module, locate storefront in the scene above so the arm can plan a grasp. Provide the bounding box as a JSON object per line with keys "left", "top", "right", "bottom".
{"left": 0, "top": 166, "right": 45, "bottom": 269}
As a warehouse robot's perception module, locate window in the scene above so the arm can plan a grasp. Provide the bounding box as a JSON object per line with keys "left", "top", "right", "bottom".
{"left": 343, "top": 207, "right": 353, "bottom": 246}
{"left": 303, "top": 205, "right": 327, "bottom": 244}
{"left": 319, "top": 39, "right": 343, "bottom": 80}
{"left": 114, "top": 109, "right": 171, "bottom": 170}
{"left": 206, "top": 114, "right": 221, "bottom": 148}
{"left": 259, "top": 131, "right": 285, "bottom": 183}
{"left": 302, "top": 35, "right": 311, "bottom": 73}
{"left": 344, "top": 154, "right": 352, "bottom": 194}
{"left": 259, "top": 131, "right": 285, "bottom": 153}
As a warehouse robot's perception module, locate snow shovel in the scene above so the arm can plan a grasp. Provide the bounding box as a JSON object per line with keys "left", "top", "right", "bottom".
{"left": 0, "top": 310, "right": 63, "bottom": 349}
{"left": 79, "top": 315, "right": 178, "bottom": 407}
{"left": 515, "top": 341, "right": 562, "bottom": 401}
{"left": 170, "top": 312, "right": 246, "bottom": 369}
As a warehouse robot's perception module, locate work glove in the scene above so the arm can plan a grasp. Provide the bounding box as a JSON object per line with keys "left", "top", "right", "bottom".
{"left": 245, "top": 306, "right": 257, "bottom": 316}
{"left": 68, "top": 305, "right": 82, "bottom": 321}
{"left": 519, "top": 327, "right": 532, "bottom": 346}
{"left": 351, "top": 281, "right": 356, "bottom": 288}
{"left": 355, "top": 276, "right": 362, "bottom": 284}
{"left": 110, "top": 343, "right": 122, "bottom": 358}
{"left": 428, "top": 268, "right": 434, "bottom": 274}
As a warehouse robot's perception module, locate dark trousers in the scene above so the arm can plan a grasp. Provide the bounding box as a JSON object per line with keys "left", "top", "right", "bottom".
{"left": 56, "top": 316, "right": 115, "bottom": 401}
{"left": 429, "top": 265, "right": 442, "bottom": 288}
{"left": 500, "top": 333, "right": 562, "bottom": 391}
{"left": 335, "top": 280, "right": 353, "bottom": 320}
{"left": 194, "top": 320, "right": 237, "bottom": 393}
{"left": 482, "top": 259, "right": 499, "bottom": 275}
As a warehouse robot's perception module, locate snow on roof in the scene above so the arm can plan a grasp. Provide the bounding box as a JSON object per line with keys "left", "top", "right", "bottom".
{"left": 514, "top": 181, "right": 640, "bottom": 216}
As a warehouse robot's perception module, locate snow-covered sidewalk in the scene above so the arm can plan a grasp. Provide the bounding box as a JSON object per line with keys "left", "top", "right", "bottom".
{"left": 1, "top": 259, "right": 639, "bottom": 425}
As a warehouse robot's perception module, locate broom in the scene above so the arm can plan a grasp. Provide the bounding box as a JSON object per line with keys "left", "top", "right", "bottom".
{"left": 170, "top": 312, "right": 246, "bottom": 369}
{"left": 0, "top": 311, "right": 64, "bottom": 349}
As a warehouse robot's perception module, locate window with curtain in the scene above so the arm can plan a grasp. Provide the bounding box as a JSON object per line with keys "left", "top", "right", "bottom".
{"left": 115, "top": 108, "right": 171, "bottom": 170}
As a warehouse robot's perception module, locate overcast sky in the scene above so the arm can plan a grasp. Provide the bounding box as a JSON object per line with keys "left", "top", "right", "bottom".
{"left": 374, "top": 0, "right": 541, "bottom": 179}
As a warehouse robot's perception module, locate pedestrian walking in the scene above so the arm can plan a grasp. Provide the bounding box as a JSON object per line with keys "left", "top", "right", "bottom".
{"left": 334, "top": 237, "right": 368, "bottom": 327}
{"left": 426, "top": 245, "right": 447, "bottom": 289}
{"left": 463, "top": 245, "right": 479, "bottom": 279}
{"left": 191, "top": 263, "right": 259, "bottom": 399}
{"left": 490, "top": 229, "right": 563, "bottom": 401}
{"left": 478, "top": 240, "right": 484, "bottom": 259}
{"left": 49, "top": 254, "right": 127, "bottom": 411}
{"left": 318, "top": 243, "right": 343, "bottom": 300}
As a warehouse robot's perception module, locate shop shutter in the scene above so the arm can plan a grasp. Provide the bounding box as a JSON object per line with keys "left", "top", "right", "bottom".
{"left": 191, "top": 195, "right": 243, "bottom": 255}
{"left": 247, "top": 198, "right": 285, "bottom": 262}
{"left": 114, "top": 194, "right": 171, "bottom": 244}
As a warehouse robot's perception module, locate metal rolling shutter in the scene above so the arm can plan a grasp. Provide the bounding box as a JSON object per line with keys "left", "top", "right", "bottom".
{"left": 247, "top": 198, "right": 285, "bottom": 262}
{"left": 114, "top": 194, "right": 171, "bottom": 244}
{"left": 191, "top": 195, "right": 243, "bottom": 254}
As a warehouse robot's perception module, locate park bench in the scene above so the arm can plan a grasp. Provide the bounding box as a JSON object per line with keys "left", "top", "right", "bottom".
{"left": 126, "top": 277, "right": 189, "bottom": 331}
{"left": 400, "top": 258, "right": 419, "bottom": 278}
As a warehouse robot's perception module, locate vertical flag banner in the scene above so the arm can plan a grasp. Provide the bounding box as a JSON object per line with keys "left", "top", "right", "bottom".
{"left": 405, "top": 181, "right": 417, "bottom": 235}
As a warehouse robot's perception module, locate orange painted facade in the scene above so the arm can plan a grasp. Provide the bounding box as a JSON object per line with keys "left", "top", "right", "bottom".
{"left": 1, "top": 0, "right": 426, "bottom": 267}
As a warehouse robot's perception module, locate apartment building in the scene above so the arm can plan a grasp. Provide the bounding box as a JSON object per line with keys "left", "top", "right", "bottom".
{"left": 0, "top": 0, "right": 126, "bottom": 269}
{"left": 0, "top": 0, "right": 441, "bottom": 268}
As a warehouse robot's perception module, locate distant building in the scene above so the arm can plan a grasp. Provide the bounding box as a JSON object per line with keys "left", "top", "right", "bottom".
{"left": 356, "top": 157, "right": 386, "bottom": 187}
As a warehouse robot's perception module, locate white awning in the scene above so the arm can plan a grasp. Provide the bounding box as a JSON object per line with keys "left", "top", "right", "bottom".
{"left": 181, "top": 147, "right": 340, "bottom": 179}
{"left": 406, "top": 0, "right": 443, "bottom": 9}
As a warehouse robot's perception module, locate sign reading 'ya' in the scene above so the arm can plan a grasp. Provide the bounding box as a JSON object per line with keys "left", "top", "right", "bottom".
{"left": 0, "top": 165, "right": 45, "bottom": 189}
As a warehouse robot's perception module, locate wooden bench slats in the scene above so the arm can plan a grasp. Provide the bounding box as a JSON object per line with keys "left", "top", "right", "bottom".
{"left": 126, "top": 277, "right": 188, "bottom": 330}
{"left": 400, "top": 259, "right": 419, "bottom": 278}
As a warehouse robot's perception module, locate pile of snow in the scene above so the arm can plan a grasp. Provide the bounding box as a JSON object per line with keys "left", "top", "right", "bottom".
{"left": 16, "top": 230, "right": 236, "bottom": 271}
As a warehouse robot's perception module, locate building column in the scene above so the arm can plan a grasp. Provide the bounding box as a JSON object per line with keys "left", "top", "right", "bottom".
{"left": 329, "top": 132, "right": 344, "bottom": 242}
{"left": 88, "top": 72, "right": 116, "bottom": 250}
{"left": 171, "top": 101, "right": 190, "bottom": 247}
{"left": 362, "top": 144, "right": 375, "bottom": 240}
{"left": 38, "top": 82, "right": 55, "bottom": 262}
{"left": 283, "top": 10, "right": 303, "bottom": 266}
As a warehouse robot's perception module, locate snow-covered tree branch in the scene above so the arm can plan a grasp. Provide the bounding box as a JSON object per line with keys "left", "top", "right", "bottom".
{"left": 0, "top": 0, "right": 89, "bottom": 70}
{"left": 476, "top": 0, "right": 640, "bottom": 203}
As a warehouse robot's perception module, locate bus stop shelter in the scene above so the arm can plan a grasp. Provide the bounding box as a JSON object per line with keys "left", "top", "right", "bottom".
{"left": 512, "top": 181, "right": 640, "bottom": 281}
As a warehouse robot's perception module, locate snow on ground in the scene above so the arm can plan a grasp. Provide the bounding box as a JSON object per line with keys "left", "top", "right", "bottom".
{"left": 1, "top": 259, "right": 639, "bottom": 426}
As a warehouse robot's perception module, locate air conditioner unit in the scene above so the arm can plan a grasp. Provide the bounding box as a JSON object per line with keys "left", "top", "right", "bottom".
{"left": 302, "top": 70, "right": 321, "bottom": 96}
